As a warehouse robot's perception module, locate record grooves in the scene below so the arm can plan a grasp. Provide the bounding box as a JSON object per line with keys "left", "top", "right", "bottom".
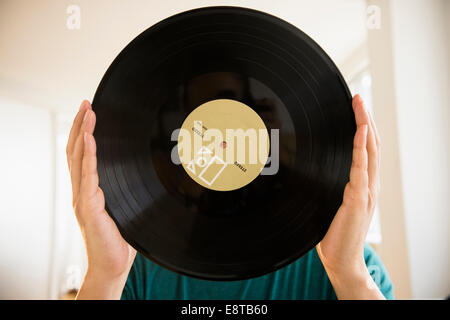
{"left": 92, "top": 6, "right": 355, "bottom": 280}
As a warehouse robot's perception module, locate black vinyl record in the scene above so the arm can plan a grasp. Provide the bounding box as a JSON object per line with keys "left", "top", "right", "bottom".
{"left": 92, "top": 6, "right": 355, "bottom": 280}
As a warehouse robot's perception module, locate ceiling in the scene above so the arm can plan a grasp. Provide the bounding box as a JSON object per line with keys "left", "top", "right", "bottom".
{"left": 0, "top": 0, "right": 368, "bottom": 113}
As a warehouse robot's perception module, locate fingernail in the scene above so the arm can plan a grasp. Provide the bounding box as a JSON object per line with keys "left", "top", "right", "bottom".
{"left": 358, "top": 96, "right": 364, "bottom": 107}
{"left": 83, "top": 109, "right": 90, "bottom": 122}
{"left": 79, "top": 100, "right": 91, "bottom": 112}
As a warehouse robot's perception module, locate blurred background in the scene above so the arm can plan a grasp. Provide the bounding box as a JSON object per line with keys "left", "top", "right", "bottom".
{"left": 0, "top": 0, "right": 448, "bottom": 299}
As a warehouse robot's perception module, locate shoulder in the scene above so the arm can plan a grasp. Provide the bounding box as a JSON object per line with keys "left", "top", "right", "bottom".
{"left": 363, "top": 243, "right": 395, "bottom": 299}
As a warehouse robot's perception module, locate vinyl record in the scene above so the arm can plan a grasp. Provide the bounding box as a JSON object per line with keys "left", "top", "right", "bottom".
{"left": 92, "top": 6, "right": 355, "bottom": 280}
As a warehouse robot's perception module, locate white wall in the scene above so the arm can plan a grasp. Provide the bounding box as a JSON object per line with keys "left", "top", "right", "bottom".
{"left": 390, "top": 0, "right": 450, "bottom": 299}
{"left": 366, "top": 0, "right": 412, "bottom": 299}
{"left": 0, "top": 98, "right": 53, "bottom": 299}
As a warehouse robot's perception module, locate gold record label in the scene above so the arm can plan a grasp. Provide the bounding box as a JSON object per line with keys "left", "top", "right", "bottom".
{"left": 177, "top": 99, "right": 269, "bottom": 191}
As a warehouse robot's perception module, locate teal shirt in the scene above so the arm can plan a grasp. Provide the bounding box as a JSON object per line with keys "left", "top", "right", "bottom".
{"left": 121, "top": 243, "right": 394, "bottom": 300}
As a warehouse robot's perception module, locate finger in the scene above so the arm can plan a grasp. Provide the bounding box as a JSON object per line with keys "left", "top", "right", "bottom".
{"left": 349, "top": 124, "right": 368, "bottom": 190}
{"left": 368, "top": 110, "right": 381, "bottom": 147}
{"left": 349, "top": 95, "right": 370, "bottom": 190}
{"left": 80, "top": 132, "right": 99, "bottom": 199}
{"left": 367, "top": 112, "right": 379, "bottom": 188}
{"left": 70, "top": 133, "right": 84, "bottom": 205}
{"left": 368, "top": 112, "right": 381, "bottom": 166}
{"left": 352, "top": 94, "right": 370, "bottom": 127}
{"left": 354, "top": 95, "right": 378, "bottom": 195}
{"left": 82, "top": 109, "right": 96, "bottom": 135}
{"left": 67, "top": 100, "right": 91, "bottom": 169}
{"left": 70, "top": 109, "right": 96, "bottom": 205}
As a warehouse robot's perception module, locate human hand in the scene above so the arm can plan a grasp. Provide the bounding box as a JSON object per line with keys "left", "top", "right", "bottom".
{"left": 66, "top": 100, "right": 136, "bottom": 299}
{"left": 316, "top": 94, "right": 384, "bottom": 299}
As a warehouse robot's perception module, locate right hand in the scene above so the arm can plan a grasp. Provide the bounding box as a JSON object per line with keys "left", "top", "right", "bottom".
{"left": 66, "top": 100, "right": 136, "bottom": 295}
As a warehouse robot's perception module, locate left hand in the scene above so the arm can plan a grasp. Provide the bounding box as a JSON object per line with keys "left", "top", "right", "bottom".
{"left": 316, "top": 94, "right": 384, "bottom": 299}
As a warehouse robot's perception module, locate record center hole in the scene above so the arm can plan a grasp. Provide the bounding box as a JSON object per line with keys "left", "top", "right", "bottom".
{"left": 221, "top": 141, "right": 227, "bottom": 149}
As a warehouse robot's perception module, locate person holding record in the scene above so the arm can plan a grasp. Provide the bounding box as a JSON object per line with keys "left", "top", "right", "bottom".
{"left": 66, "top": 94, "right": 393, "bottom": 300}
